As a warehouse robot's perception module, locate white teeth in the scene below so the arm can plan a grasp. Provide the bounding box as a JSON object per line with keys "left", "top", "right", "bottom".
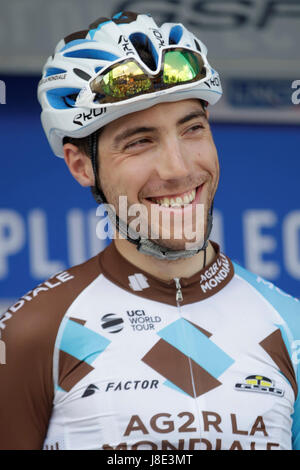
{"left": 189, "top": 189, "right": 196, "bottom": 202}
{"left": 162, "top": 197, "right": 170, "bottom": 206}
{"left": 171, "top": 198, "right": 181, "bottom": 207}
{"left": 151, "top": 188, "right": 197, "bottom": 207}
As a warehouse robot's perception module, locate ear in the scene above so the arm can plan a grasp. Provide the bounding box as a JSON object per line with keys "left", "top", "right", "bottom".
{"left": 63, "top": 143, "right": 95, "bottom": 187}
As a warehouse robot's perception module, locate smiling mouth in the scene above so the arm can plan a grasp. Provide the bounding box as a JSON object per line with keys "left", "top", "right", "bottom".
{"left": 146, "top": 186, "right": 202, "bottom": 208}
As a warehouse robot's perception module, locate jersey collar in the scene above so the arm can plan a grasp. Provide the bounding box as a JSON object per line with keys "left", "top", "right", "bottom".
{"left": 98, "top": 241, "right": 234, "bottom": 306}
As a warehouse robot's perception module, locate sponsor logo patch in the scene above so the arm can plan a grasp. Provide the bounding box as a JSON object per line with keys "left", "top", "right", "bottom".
{"left": 128, "top": 273, "right": 150, "bottom": 291}
{"left": 235, "top": 375, "right": 284, "bottom": 397}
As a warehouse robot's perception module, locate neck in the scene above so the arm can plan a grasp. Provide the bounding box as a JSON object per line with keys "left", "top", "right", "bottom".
{"left": 114, "top": 237, "right": 216, "bottom": 281}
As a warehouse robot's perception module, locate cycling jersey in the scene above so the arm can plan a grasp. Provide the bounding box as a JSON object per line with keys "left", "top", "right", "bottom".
{"left": 0, "top": 241, "right": 300, "bottom": 450}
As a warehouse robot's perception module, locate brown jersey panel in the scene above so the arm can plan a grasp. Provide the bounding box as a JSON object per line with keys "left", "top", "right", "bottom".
{"left": 58, "top": 350, "right": 94, "bottom": 392}
{"left": 0, "top": 254, "right": 102, "bottom": 450}
{"left": 142, "top": 338, "right": 221, "bottom": 397}
{"left": 260, "top": 328, "right": 298, "bottom": 399}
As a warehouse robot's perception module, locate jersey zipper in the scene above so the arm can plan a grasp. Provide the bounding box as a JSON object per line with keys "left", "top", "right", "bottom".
{"left": 174, "top": 277, "right": 183, "bottom": 305}
{"left": 174, "top": 276, "right": 203, "bottom": 444}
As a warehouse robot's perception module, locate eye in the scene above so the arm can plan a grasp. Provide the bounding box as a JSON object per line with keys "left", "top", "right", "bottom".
{"left": 125, "top": 138, "right": 151, "bottom": 150}
{"left": 186, "top": 124, "right": 204, "bottom": 134}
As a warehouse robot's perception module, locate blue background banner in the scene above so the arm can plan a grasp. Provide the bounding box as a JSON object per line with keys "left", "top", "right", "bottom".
{"left": 0, "top": 75, "right": 299, "bottom": 311}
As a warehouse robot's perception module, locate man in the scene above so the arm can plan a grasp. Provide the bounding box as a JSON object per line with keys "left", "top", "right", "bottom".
{"left": 0, "top": 11, "right": 300, "bottom": 451}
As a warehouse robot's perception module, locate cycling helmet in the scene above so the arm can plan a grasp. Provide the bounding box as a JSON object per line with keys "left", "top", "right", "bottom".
{"left": 38, "top": 11, "right": 222, "bottom": 260}
{"left": 38, "top": 11, "right": 222, "bottom": 158}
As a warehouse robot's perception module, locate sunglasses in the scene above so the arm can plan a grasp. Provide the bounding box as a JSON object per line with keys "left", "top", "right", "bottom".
{"left": 76, "top": 46, "right": 211, "bottom": 108}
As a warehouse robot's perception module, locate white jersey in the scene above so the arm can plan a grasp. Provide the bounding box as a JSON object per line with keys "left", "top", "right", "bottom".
{"left": 1, "top": 241, "right": 300, "bottom": 450}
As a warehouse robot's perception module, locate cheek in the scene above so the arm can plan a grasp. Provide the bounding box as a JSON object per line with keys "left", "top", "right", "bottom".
{"left": 193, "top": 139, "right": 219, "bottom": 174}
{"left": 124, "top": 159, "right": 155, "bottom": 200}
{"left": 100, "top": 155, "right": 153, "bottom": 200}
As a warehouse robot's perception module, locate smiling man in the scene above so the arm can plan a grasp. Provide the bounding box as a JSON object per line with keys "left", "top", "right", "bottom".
{"left": 65, "top": 99, "right": 219, "bottom": 279}
{"left": 1, "top": 11, "right": 300, "bottom": 451}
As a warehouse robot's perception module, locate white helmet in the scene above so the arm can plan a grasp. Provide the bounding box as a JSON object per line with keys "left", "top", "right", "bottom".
{"left": 37, "top": 11, "right": 222, "bottom": 158}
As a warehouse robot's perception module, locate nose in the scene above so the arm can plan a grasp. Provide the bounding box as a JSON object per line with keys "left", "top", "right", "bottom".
{"left": 155, "top": 135, "right": 190, "bottom": 181}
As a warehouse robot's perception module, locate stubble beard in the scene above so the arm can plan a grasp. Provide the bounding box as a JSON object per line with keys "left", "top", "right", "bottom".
{"left": 100, "top": 178, "right": 216, "bottom": 252}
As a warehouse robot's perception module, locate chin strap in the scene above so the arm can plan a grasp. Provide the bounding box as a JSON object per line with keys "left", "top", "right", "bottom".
{"left": 89, "top": 131, "right": 213, "bottom": 260}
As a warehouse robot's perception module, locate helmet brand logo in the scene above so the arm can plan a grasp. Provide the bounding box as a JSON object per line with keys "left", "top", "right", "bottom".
{"left": 73, "top": 107, "right": 106, "bottom": 126}
{"left": 118, "top": 35, "right": 135, "bottom": 56}
{"left": 151, "top": 28, "right": 165, "bottom": 48}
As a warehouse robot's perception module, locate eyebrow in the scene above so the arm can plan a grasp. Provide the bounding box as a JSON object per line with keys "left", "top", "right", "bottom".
{"left": 176, "top": 110, "right": 208, "bottom": 126}
{"left": 112, "top": 109, "right": 207, "bottom": 148}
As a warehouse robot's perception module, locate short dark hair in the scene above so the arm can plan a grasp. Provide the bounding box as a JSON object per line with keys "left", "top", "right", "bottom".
{"left": 62, "top": 135, "right": 91, "bottom": 156}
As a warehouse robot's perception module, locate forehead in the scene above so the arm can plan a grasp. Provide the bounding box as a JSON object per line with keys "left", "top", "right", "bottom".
{"left": 100, "top": 99, "right": 205, "bottom": 139}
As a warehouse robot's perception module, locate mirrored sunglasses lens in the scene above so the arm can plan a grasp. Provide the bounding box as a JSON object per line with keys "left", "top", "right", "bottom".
{"left": 92, "top": 61, "right": 152, "bottom": 100}
{"left": 163, "top": 51, "right": 205, "bottom": 85}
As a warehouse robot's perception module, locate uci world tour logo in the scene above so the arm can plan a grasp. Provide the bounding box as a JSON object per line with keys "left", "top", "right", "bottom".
{"left": 101, "top": 313, "right": 124, "bottom": 333}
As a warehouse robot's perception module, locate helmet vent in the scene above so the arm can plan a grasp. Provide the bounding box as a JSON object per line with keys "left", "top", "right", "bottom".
{"left": 194, "top": 40, "right": 202, "bottom": 52}
{"left": 168, "top": 25, "right": 183, "bottom": 45}
{"left": 63, "top": 49, "right": 119, "bottom": 61}
{"left": 46, "top": 87, "right": 81, "bottom": 109}
{"left": 45, "top": 67, "right": 66, "bottom": 78}
{"left": 73, "top": 68, "right": 92, "bottom": 81}
{"left": 129, "top": 33, "right": 157, "bottom": 71}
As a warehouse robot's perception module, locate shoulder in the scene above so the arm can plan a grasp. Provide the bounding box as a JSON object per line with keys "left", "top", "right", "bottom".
{"left": 0, "top": 252, "right": 103, "bottom": 341}
{"left": 0, "top": 252, "right": 106, "bottom": 449}
{"left": 0, "top": 252, "right": 105, "bottom": 446}
{"left": 232, "top": 261, "right": 300, "bottom": 334}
